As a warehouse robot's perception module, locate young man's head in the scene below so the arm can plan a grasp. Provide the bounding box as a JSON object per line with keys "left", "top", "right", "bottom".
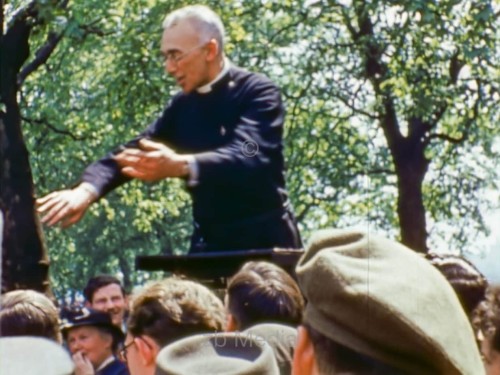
{"left": 225, "top": 261, "right": 304, "bottom": 331}
{"left": 482, "top": 316, "right": 500, "bottom": 375}
{"left": 123, "top": 277, "right": 226, "bottom": 375}
{"left": 477, "top": 286, "right": 500, "bottom": 375}
{"left": 0, "top": 289, "right": 61, "bottom": 343}
{"left": 425, "top": 252, "right": 488, "bottom": 317}
{"left": 83, "top": 275, "right": 127, "bottom": 328}
{"left": 160, "top": 5, "right": 225, "bottom": 93}
{"left": 293, "top": 228, "right": 485, "bottom": 375}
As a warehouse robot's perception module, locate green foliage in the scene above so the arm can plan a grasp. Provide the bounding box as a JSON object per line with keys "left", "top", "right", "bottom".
{"left": 17, "top": 0, "right": 499, "bottom": 297}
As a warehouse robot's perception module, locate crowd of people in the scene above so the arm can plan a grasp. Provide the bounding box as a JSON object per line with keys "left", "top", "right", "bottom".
{"left": 1, "top": 228, "right": 499, "bottom": 375}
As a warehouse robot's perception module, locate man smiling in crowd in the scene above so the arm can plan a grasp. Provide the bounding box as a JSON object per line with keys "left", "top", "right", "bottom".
{"left": 84, "top": 275, "right": 128, "bottom": 332}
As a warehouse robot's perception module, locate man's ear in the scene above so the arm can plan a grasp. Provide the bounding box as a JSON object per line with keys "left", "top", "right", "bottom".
{"left": 135, "top": 336, "right": 158, "bottom": 366}
{"left": 205, "top": 38, "right": 219, "bottom": 62}
{"left": 84, "top": 301, "right": 92, "bottom": 308}
{"left": 292, "top": 326, "right": 317, "bottom": 375}
{"left": 225, "top": 314, "right": 238, "bottom": 332}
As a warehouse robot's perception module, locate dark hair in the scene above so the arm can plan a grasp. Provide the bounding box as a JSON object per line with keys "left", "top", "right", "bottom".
{"left": 226, "top": 261, "right": 304, "bottom": 330}
{"left": 493, "top": 316, "right": 500, "bottom": 352}
{"left": 0, "top": 290, "right": 61, "bottom": 342}
{"left": 127, "top": 277, "right": 225, "bottom": 348}
{"left": 476, "top": 285, "right": 500, "bottom": 351}
{"left": 425, "top": 253, "right": 487, "bottom": 316}
{"left": 304, "top": 323, "right": 409, "bottom": 375}
{"left": 83, "top": 275, "right": 125, "bottom": 303}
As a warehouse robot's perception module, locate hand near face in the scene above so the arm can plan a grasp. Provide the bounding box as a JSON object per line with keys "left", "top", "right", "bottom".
{"left": 73, "top": 352, "right": 95, "bottom": 375}
{"left": 114, "top": 138, "right": 190, "bottom": 181}
{"left": 36, "top": 184, "right": 96, "bottom": 228}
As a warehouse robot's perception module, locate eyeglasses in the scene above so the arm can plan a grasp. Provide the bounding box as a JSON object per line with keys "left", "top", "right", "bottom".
{"left": 163, "top": 42, "right": 207, "bottom": 65}
{"left": 119, "top": 339, "right": 136, "bottom": 363}
{"left": 119, "top": 336, "right": 153, "bottom": 363}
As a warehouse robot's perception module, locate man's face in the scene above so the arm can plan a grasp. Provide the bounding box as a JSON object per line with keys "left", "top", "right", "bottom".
{"left": 122, "top": 334, "right": 142, "bottom": 375}
{"left": 121, "top": 333, "right": 158, "bottom": 375}
{"left": 292, "top": 326, "right": 320, "bottom": 375}
{"left": 89, "top": 283, "right": 127, "bottom": 327}
{"left": 481, "top": 335, "right": 500, "bottom": 375}
{"left": 160, "top": 20, "right": 211, "bottom": 93}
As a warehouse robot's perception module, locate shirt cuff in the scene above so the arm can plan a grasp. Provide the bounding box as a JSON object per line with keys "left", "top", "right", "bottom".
{"left": 79, "top": 182, "right": 99, "bottom": 199}
{"left": 186, "top": 156, "right": 199, "bottom": 187}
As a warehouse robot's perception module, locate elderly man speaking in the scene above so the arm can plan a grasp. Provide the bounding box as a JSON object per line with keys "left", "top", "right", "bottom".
{"left": 37, "top": 5, "right": 301, "bottom": 253}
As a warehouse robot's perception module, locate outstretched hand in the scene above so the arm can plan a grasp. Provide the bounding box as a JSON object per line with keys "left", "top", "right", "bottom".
{"left": 114, "top": 138, "right": 190, "bottom": 181}
{"left": 36, "top": 185, "right": 95, "bottom": 228}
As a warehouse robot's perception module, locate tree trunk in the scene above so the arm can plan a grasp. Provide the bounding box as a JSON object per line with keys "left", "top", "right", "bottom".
{"left": 393, "top": 143, "right": 429, "bottom": 253}
{"left": 0, "top": 14, "right": 50, "bottom": 294}
{"left": 351, "top": 4, "right": 433, "bottom": 253}
{"left": 0, "top": 115, "right": 50, "bottom": 294}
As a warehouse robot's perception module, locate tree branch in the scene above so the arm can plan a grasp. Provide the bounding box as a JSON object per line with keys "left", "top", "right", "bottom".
{"left": 344, "top": 3, "right": 402, "bottom": 151}
{"left": 424, "top": 81, "right": 481, "bottom": 148}
{"left": 17, "top": 31, "right": 65, "bottom": 86}
{"left": 449, "top": 48, "right": 464, "bottom": 85}
{"left": 329, "top": 89, "right": 380, "bottom": 120}
{"left": 343, "top": 168, "right": 395, "bottom": 179}
{"left": 80, "top": 23, "right": 115, "bottom": 37}
{"left": 426, "top": 133, "right": 466, "bottom": 145}
{"left": 268, "top": 9, "right": 308, "bottom": 44}
{"left": 295, "top": 200, "right": 316, "bottom": 224}
{"left": 6, "top": 0, "right": 38, "bottom": 30}
{"left": 1, "top": 0, "right": 4, "bottom": 39}
{"left": 21, "top": 115, "right": 86, "bottom": 141}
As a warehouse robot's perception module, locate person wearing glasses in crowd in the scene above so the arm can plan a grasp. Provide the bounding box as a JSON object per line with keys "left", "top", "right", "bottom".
{"left": 61, "top": 307, "right": 129, "bottom": 375}
{"left": 37, "top": 4, "right": 302, "bottom": 253}
{"left": 119, "top": 277, "right": 225, "bottom": 375}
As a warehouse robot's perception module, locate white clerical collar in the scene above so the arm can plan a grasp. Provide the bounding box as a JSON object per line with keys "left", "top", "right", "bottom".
{"left": 196, "top": 57, "right": 231, "bottom": 94}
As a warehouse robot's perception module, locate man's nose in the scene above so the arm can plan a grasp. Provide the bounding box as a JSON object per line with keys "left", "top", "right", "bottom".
{"left": 104, "top": 299, "right": 115, "bottom": 310}
{"left": 165, "top": 59, "right": 177, "bottom": 74}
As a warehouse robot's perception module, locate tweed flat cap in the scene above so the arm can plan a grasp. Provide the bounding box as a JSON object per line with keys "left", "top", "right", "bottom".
{"left": 0, "top": 336, "right": 74, "bottom": 375}
{"left": 296, "top": 228, "right": 484, "bottom": 375}
{"left": 244, "top": 323, "right": 297, "bottom": 375}
{"left": 156, "top": 332, "right": 280, "bottom": 375}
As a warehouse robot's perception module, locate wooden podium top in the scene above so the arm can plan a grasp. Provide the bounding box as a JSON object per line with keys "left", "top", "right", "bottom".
{"left": 135, "top": 248, "right": 304, "bottom": 282}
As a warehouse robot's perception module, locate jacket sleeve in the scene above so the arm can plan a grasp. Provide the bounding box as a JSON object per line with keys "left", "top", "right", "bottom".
{"left": 80, "top": 101, "right": 175, "bottom": 197}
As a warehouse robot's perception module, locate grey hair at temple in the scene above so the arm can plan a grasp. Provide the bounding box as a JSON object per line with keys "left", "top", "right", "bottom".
{"left": 162, "top": 5, "right": 225, "bottom": 54}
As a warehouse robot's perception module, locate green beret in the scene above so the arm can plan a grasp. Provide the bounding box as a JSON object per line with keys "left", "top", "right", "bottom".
{"left": 296, "top": 228, "right": 484, "bottom": 375}
{"left": 156, "top": 332, "right": 280, "bottom": 375}
{"left": 0, "top": 336, "right": 74, "bottom": 375}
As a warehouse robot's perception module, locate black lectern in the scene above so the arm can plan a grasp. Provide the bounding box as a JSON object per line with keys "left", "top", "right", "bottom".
{"left": 136, "top": 248, "right": 304, "bottom": 286}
